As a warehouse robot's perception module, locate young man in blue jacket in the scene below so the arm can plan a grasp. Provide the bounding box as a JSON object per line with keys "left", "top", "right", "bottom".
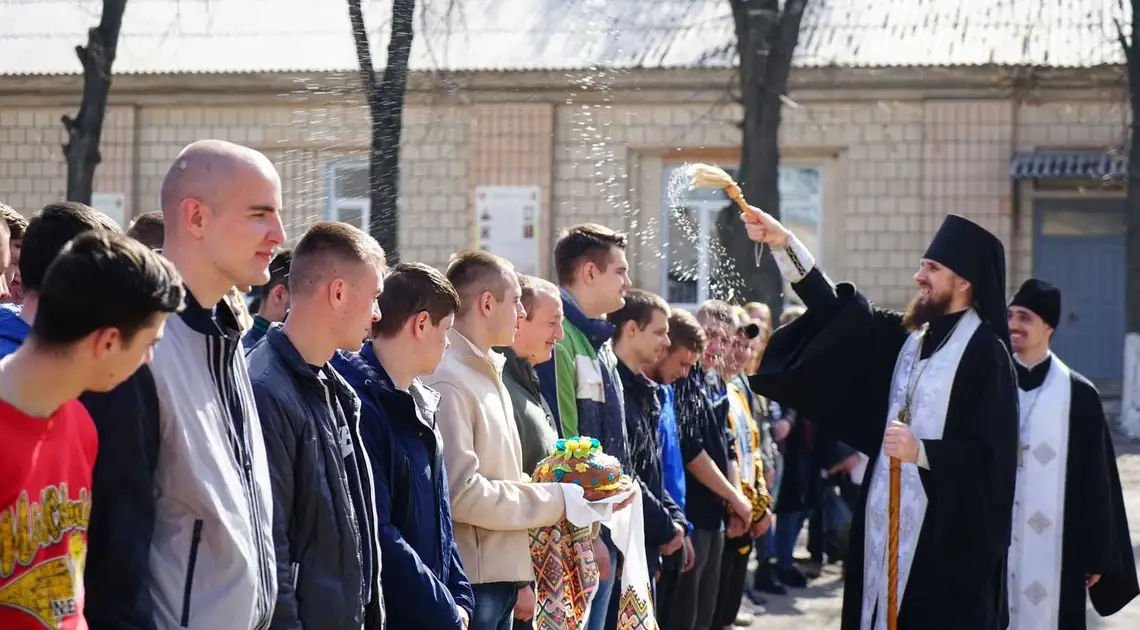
{"left": 334, "top": 262, "right": 475, "bottom": 630}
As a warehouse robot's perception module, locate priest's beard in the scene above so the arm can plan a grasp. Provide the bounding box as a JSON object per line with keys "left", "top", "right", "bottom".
{"left": 902, "top": 289, "right": 952, "bottom": 332}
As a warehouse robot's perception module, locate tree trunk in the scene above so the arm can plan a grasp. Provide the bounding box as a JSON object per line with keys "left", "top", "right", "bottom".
{"left": 61, "top": 0, "right": 127, "bottom": 205}
{"left": 348, "top": 0, "right": 415, "bottom": 263}
{"left": 1120, "top": 0, "right": 1140, "bottom": 437}
{"left": 718, "top": 0, "right": 807, "bottom": 318}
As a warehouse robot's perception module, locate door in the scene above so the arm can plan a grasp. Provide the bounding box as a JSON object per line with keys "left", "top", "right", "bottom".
{"left": 1032, "top": 199, "right": 1125, "bottom": 380}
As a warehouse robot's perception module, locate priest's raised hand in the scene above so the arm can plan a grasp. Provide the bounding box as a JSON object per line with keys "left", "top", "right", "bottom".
{"left": 740, "top": 204, "right": 790, "bottom": 248}
{"left": 742, "top": 211, "right": 1020, "bottom": 630}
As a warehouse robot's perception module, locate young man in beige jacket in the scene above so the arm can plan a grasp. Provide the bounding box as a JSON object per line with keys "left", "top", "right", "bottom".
{"left": 424, "top": 250, "right": 571, "bottom": 630}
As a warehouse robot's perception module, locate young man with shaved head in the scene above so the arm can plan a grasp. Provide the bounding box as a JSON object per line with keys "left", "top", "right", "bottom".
{"left": 82, "top": 140, "right": 288, "bottom": 630}
{"left": 249, "top": 221, "right": 386, "bottom": 629}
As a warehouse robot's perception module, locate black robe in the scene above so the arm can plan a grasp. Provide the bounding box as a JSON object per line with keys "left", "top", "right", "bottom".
{"left": 751, "top": 268, "right": 1020, "bottom": 630}
{"left": 1013, "top": 357, "right": 1138, "bottom": 628}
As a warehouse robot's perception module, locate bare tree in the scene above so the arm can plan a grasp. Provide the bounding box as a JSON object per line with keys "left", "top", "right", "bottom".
{"left": 348, "top": 0, "right": 416, "bottom": 262}
{"left": 1116, "top": 0, "right": 1140, "bottom": 436}
{"left": 62, "top": 0, "right": 128, "bottom": 205}
{"left": 716, "top": 0, "right": 809, "bottom": 317}
{"left": 1117, "top": 4, "right": 1140, "bottom": 338}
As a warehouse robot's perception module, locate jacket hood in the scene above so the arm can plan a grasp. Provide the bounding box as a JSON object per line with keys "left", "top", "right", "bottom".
{"left": 560, "top": 288, "right": 614, "bottom": 350}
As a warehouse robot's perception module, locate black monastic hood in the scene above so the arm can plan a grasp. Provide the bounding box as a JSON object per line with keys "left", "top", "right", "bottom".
{"left": 922, "top": 214, "right": 1011, "bottom": 349}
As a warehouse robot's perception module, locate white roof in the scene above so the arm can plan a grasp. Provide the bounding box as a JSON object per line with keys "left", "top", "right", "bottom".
{"left": 0, "top": 0, "right": 1128, "bottom": 76}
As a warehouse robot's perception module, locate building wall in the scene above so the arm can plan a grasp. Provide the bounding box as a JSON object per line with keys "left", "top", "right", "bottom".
{"left": 0, "top": 73, "right": 1127, "bottom": 309}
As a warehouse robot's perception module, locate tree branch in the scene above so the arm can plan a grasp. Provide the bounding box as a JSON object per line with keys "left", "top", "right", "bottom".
{"left": 61, "top": 0, "right": 128, "bottom": 204}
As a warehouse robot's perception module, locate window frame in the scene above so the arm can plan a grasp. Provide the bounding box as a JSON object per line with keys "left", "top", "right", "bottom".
{"left": 325, "top": 159, "right": 371, "bottom": 230}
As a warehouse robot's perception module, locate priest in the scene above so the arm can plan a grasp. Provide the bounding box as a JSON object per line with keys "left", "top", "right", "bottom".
{"left": 743, "top": 210, "right": 1020, "bottom": 629}
{"left": 1006, "top": 278, "right": 1138, "bottom": 629}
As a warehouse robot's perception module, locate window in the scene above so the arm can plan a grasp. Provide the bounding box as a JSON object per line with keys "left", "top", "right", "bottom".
{"left": 659, "top": 163, "right": 823, "bottom": 309}
{"left": 326, "top": 160, "right": 371, "bottom": 231}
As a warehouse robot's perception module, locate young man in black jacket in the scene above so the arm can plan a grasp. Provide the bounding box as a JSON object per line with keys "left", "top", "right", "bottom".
{"left": 609, "top": 290, "right": 686, "bottom": 597}
{"left": 248, "top": 221, "right": 386, "bottom": 629}
{"left": 333, "top": 262, "right": 475, "bottom": 630}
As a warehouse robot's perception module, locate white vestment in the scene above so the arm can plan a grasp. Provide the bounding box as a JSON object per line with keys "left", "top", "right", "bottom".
{"left": 861, "top": 308, "right": 981, "bottom": 630}
{"left": 1008, "top": 353, "right": 1073, "bottom": 629}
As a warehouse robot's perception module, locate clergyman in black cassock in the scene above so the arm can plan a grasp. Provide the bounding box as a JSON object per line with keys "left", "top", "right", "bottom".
{"left": 744, "top": 212, "right": 1020, "bottom": 629}
{"left": 1006, "top": 279, "right": 1138, "bottom": 629}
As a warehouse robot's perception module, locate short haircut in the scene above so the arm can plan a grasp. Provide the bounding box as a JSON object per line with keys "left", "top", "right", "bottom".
{"left": 518, "top": 275, "right": 560, "bottom": 321}
{"left": 31, "top": 231, "right": 185, "bottom": 346}
{"left": 372, "top": 262, "right": 461, "bottom": 339}
{"left": 445, "top": 250, "right": 514, "bottom": 316}
{"left": 21, "top": 202, "right": 123, "bottom": 294}
{"left": 696, "top": 299, "right": 734, "bottom": 326}
{"left": 779, "top": 305, "right": 807, "bottom": 326}
{"left": 249, "top": 249, "right": 292, "bottom": 314}
{"left": 667, "top": 308, "right": 706, "bottom": 354}
{"left": 553, "top": 223, "right": 627, "bottom": 286}
{"left": 609, "top": 288, "right": 670, "bottom": 341}
{"left": 0, "top": 203, "right": 28, "bottom": 240}
{"left": 126, "top": 211, "right": 165, "bottom": 250}
{"left": 288, "top": 221, "right": 386, "bottom": 296}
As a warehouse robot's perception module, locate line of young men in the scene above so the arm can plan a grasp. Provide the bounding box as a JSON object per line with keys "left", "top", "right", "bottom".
{"left": 227, "top": 212, "right": 778, "bottom": 629}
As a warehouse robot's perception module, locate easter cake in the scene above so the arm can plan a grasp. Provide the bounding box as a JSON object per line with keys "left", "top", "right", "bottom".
{"left": 533, "top": 436, "right": 632, "bottom": 501}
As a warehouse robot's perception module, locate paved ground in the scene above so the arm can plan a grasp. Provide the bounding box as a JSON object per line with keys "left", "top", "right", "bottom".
{"left": 741, "top": 437, "right": 1140, "bottom": 629}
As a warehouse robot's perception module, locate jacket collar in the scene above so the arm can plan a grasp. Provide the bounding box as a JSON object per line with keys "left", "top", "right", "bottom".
{"left": 265, "top": 324, "right": 342, "bottom": 391}
{"left": 560, "top": 288, "right": 614, "bottom": 350}
{"left": 250, "top": 314, "right": 272, "bottom": 338}
{"left": 360, "top": 341, "right": 441, "bottom": 416}
{"left": 446, "top": 328, "right": 506, "bottom": 378}
{"left": 616, "top": 359, "right": 656, "bottom": 398}
{"left": 180, "top": 287, "right": 243, "bottom": 340}
{"left": 496, "top": 346, "right": 536, "bottom": 387}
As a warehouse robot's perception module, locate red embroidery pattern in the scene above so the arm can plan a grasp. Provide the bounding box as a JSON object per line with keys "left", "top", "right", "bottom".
{"left": 530, "top": 522, "right": 599, "bottom": 629}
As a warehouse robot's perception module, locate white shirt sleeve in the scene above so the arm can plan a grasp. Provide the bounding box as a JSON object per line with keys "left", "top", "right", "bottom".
{"left": 916, "top": 440, "right": 931, "bottom": 470}
{"left": 771, "top": 234, "right": 817, "bottom": 284}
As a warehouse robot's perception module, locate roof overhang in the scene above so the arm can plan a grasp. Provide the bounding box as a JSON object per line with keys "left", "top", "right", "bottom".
{"left": 1011, "top": 150, "right": 1127, "bottom": 180}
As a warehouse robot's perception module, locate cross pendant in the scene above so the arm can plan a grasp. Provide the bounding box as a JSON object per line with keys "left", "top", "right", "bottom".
{"left": 896, "top": 408, "right": 909, "bottom": 426}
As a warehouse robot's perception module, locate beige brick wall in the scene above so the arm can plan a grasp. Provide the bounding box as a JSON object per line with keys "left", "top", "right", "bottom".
{"left": 0, "top": 78, "right": 1128, "bottom": 308}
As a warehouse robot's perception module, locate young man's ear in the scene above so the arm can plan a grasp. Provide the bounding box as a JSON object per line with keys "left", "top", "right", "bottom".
{"left": 271, "top": 284, "right": 288, "bottom": 306}
{"left": 413, "top": 311, "right": 430, "bottom": 336}
{"left": 91, "top": 327, "right": 123, "bottom": 360}
{"left": 622, "top": 319, "right": 639, "bottom": 340}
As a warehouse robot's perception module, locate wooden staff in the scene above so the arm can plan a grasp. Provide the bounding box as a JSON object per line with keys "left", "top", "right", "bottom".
{"left": 888, "top": 456, "right": 901, "bottom": 630}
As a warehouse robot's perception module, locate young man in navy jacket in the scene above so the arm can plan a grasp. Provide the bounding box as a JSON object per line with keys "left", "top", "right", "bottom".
{"left": 334, "top": 262, "right": 475, "bottom": 629}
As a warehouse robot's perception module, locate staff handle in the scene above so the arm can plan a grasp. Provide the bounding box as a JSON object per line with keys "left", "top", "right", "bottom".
{"left": 887, "top": 457, "right": 901, "bottom": 630}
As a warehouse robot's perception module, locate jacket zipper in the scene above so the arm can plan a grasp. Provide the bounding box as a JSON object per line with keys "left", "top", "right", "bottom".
{"left": 323, "top": 382, "right": 365, "bottom": 606}
{"left": 427, "top": 425, "right": 444, "bottom": 575}
{"left": 213, "top": 337, "right": 274, "bottom": 630}
{"left": 180, "top": 519, "right": 204, "bottom": 628}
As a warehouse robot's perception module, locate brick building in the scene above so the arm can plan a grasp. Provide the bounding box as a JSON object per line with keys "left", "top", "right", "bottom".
{"left": 0, "top": 0, "right": 1132, "bottom": 394}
